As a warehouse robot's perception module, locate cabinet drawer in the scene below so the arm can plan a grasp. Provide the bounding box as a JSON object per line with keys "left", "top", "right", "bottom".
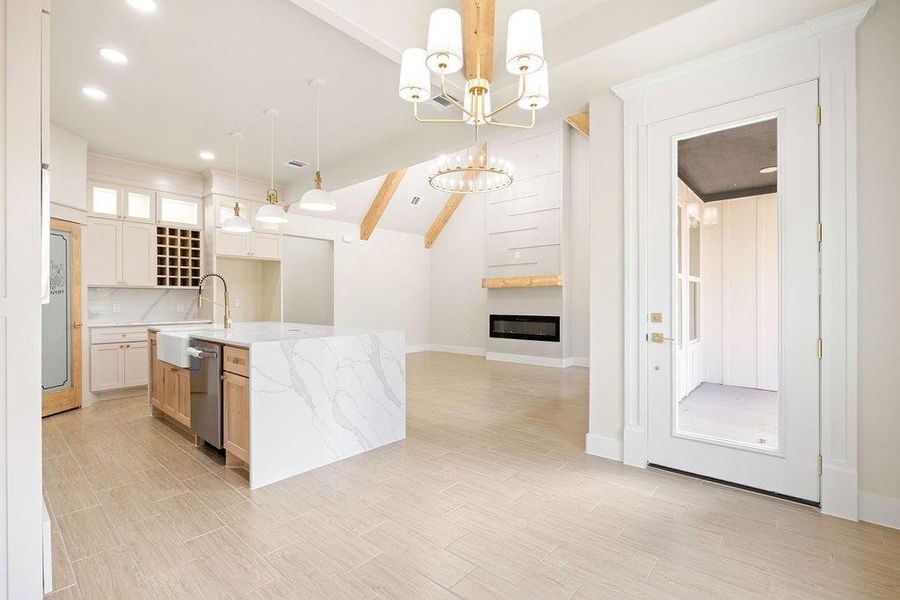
{"left": 223, "top": 346, "right": 249, "bottom": 377}
{"left": 91, "top": 327, "right": 148, "bottom": 344}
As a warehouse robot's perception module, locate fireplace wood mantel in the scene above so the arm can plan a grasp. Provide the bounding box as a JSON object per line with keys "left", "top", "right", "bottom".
{"left": 481, "top": 275, "right": 562, "bottom": 289}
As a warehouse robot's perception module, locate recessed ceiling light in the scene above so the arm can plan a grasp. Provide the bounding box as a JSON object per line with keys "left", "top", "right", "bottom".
{"left": 759, "top": 166, "right": 777, "bottom": 174}
{"left": 126, "top": 0, "right": 158, "bottom": 13}
{"left": 99, "top": 47, "right": 128, "bottom": 65}
{"left": 198, "top": 151, "right": 215, "bottom": 161}
{"left": 82, "top": 87, "right": 108, "bottom": 101}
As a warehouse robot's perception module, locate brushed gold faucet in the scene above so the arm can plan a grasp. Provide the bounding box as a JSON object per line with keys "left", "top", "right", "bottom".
{"left": 197, "top": 273, "right": 231, "bottom": 329}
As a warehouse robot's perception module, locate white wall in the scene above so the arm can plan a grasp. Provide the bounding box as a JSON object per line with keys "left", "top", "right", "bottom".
{"left": 216, "top": 258, "right": 281, "bottom": 323}
{"left": 429, "top": 193, "right": 487, "bottom": 354}
{"left": 282, "top": 235, "right": 334, "bottom": 325}
{"left": 280, "top": 216, "right": 431, "bottom": 350}
{"left": 49, "top": 124, "right": 87, "bottom": 220}
{"left": 568, "top": 132, "right": 591, "bottom": 362}
{"left": 857, "top": 0, "right": 900, "bottom": 523}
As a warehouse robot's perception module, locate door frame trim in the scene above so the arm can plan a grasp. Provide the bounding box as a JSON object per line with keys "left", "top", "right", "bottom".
{"left": 611, "top": 1, "right": 873, "bottom": 521}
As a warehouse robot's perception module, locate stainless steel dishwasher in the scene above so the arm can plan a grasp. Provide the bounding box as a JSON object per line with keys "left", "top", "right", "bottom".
{"left": 187, "top": 339, "right": 223, "bottom": 449}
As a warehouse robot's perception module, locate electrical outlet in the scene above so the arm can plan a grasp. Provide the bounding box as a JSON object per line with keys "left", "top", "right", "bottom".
{"left": 112, "top": 303, "right": 121, "bottom": 313}
{"left": 234, "top": 298, "right": 241, "bottom": 308}
{"left": 335, "top": 289, "right": 349, "bottom": 298}
{"left": 176, "top": 303, "right": 185, "bottom": 313}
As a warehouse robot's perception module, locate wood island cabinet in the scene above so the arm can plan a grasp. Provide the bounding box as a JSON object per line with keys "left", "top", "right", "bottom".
{"left": 149, "top": 332, "right": 191, "bottom": 428}
{"left": 223, "top": 371, "right": 249, "bottom": 463}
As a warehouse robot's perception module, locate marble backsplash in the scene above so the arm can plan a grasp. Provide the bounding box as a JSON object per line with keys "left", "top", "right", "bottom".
{"left": 87, "top": 287, "right": 203, "bottom": 324}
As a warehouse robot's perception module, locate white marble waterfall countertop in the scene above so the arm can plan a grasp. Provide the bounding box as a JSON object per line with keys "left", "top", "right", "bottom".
{"left": 148, "top": 321, "right": 395, "bottom": 348}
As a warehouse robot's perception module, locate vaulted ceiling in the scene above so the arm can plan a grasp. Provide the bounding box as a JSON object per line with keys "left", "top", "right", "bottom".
{"left": 52, "top": 0, "right": 860, "bottom": 236}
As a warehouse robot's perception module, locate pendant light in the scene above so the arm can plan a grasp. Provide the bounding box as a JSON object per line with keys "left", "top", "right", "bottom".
{"left": 256, "top": 108, "right": 289, "bottom": 224}
{"left": 222, "top": 132, "right": 252, "bottom": 233}
{"left": 297, "top": 78, "right": 336, "bottom": 212}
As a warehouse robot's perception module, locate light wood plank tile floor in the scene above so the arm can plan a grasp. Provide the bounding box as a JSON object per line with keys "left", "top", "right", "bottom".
{"left": 43, "top": 352, "right": 900, "bottom": 599}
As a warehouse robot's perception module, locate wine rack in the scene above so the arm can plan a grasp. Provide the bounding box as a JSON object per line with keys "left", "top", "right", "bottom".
{"left": 156, "top": 226, "right": 201, "bottom": 287}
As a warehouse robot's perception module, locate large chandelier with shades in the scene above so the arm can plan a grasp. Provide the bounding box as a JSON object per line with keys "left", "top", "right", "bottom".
{"left": 399, "top": 1, "right": 549, "bottom": 194}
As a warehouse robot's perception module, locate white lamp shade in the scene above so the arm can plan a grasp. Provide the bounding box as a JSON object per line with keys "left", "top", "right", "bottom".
{"left": 702, "top": 205, "right": 719, "bottom": 225}
{"left": 222, "top": 214, "right": 251, "bottom": 233}
{"left": 426, "top": 8, "right": 463, "bottom": 74}
{"left": 399, "top": 48, "right": 431, "bottom": 102}
{"left": 256, "top": 202, "right": 288, "bottom": 224}
{"left": 687, "top": 202, "right": 700, "bottom": 222}
{"left": 517, "top": 64, "right": 549, "bottom": 110}
{"left": 506, "top": 9, "right": 544, "bottom": 74}
{"left": 464, "top": 79, "right": 491, "bottom": 125}
{"left": 297, "top": 187, "right": 336, "bottom": 212}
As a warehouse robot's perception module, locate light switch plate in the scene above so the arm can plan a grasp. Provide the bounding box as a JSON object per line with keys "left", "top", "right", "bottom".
{"left": 650, "top": 312, "right": 663, "bottom": 323}
{"left": 176, "top": 303, "right": 184, "bottom": 313}
{"left": 112, "top": 303, "right": 121, "bottom": 313}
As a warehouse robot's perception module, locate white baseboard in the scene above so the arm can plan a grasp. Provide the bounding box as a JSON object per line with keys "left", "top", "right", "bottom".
{"left": 405, "top": 344, "right": 430, "bottom": 354}
{"left": 572, "top": 356, "right": 590, "bottom": 368}
{"left": 427, "top": 344, "right": 486, "bottom": 357}
{"left": 859, "top": 492, "right": 900, "bottom": 531}
{"left": 585, "top": 432, "right": 623, "bottom": 461}
{"left": 821, "top": 464, "right": 859, "bottom": 521}
{"left": 486, "top": 352, "right": 588, "bottom": 369}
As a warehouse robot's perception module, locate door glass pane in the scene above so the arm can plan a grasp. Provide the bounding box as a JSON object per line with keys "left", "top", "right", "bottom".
{"left": 127, "top": 191, "right": 152, "bottom": 220}
{"left": 676, "top": 205, "right": 683, "bottom": 274}
{"left": 674, "top": 118, "right": 779, "bottom": 449}
{"left": 42, "top": 229, "right": 72, "bottom": 393}
{"left": 160, "top": 196, "right": 198, "bottom": 225}
{"left": 91, "top": 185, "right": 118, "bottom": 215}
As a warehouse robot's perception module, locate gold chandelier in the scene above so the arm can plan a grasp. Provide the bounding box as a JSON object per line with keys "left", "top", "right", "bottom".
{"left": 399, "top": 1, "right": 549, "bottom": 194}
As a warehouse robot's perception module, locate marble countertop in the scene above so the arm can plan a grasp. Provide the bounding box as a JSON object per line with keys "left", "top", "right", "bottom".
{"left": 149, "top": 321, "right": 399, "bottom": 349}
{"left": 87, "top": 319, "right": 213, "bottom": 328}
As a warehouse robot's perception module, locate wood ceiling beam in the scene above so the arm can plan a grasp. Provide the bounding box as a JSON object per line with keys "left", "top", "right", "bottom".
{"left": 359, "top": 168, "right": 407, "bottom": 240}
{"left": 462, "top": 0, "right": 495, "bottom": 82}
{"left": 565, "top": 110, "right": 590, "bottom": 137}
{"left": 424, "top": 144, "right": 486, "bottom": 249}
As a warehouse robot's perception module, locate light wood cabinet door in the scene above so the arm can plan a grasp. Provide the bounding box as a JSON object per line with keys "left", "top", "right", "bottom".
{"left": 85, "top": 217, "right": 121, "bottom": 286}
{"left": 150, "top": 339, "right": 164, "bottom": 408}
{"left": 175, "top": 367, "right": 191, "bottom": 425}
{"left": 163, "top": 365, "right": 179, "bottom": 415}
{"left": 251, "top": 232, "right": 282, "bottom": 260}
{"left": 223, "top": 372, "right": 249, "bottom": 463}
{"left": 90, "top": 343, "right": 124, "bottom": 392}
{"left": 123, "top": 342, "right": 149, "bottom": 387}
{"left": 215, "top": 230, "right": 250, "bottom": 257}
{"left": 122, "top": 222, "right": 154, "bottom": 286}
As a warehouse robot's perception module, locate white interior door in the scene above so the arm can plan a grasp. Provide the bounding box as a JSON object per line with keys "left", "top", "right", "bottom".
{"left": 647, "top": 81, "right": 820, "bottom": 502}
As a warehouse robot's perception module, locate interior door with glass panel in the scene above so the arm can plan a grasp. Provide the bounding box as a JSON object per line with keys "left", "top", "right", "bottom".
{"left": 42, "top": 219, "right": 83, "bottom": 417}
{"left": 647, "top": 81, "right": 820, "bottom": 502}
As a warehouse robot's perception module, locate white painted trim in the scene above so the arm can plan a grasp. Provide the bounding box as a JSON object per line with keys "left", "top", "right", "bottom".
{"left": 859, "top": 492, "right": 900, "bottom": 531}
{"left": 427, "top": 344, "right": 486, "bottom": 357}
{"left": 585, "top": 432, "right": 623, "bottom": 461}
{"left": 405, "top": 344, "right": 430, "bottom": 354}
{"left": 572, "top": 356, "right": 590, "bottom": 368}
{"left": 486, "top": 352, "right": 572, "bottom": 369}
{"left": 612, "top": 1, "right": 871, "bottom": 520}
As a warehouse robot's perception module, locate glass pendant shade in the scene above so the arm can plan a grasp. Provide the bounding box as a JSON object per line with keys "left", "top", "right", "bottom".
{"left": 517, "top": 64, "right": 550, "bottom": 110}
{"left": 399, "top": 48, "right": 432, "bottom": 102}
{"left": 426, "top": 8, "right": 463, "bottom": 74}
{"left": 428, "top": 149, "right": 513, "bottom": 194}
{"left": 464, "top": 79, "right": 491, "bottom": 125}
{"left": 297, "top": 187, "right": 336, "bottom": 212}
{"left": 505, "top": 9, "right": 545, "bottom": 75}
{"left": 256, "top": 200, "right": 288, "bottom": 223}
{"left": 222, "top": 204, "right": 251, "bottom": 233}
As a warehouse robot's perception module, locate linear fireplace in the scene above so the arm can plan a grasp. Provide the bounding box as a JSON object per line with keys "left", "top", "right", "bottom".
{"left": 489, "top": 314, "right": 560, "bottom": 343}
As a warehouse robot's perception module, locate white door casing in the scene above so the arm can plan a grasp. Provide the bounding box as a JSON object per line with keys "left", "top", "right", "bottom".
{"left": 647, "top": 82, "right": 819, "bottom": 501}
{"left": 610, "top": 1, "right": 871, "bottom": 519}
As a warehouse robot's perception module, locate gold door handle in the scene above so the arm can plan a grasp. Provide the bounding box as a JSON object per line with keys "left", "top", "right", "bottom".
{"left": 73, "top": 322, "right": 83, "bottom": 329}
{"left": 649, "top": 332, "right": 675, "bottom": 343}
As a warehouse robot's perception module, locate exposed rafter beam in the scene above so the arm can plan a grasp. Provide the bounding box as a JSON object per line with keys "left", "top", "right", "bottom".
{"left": 565, "top": 110, "right": 590, "bottom": 137}
{"left": 360, "top": 168, "right": 407, "bottom": 241}
{"left": 463, "top": 0, "right": 495, "bottom": 82}
{"left": 424, "top": 144, "right": 486, "bottom": 249}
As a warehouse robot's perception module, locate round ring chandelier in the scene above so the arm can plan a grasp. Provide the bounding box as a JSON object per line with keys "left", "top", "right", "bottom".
{"left": 427, "top": 148, "right": 513, "bottom": 194}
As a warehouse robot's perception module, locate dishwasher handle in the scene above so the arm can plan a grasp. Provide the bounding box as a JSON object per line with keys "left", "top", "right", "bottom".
{"left": 186, "top": 346, "right": 217, "bottom": 359}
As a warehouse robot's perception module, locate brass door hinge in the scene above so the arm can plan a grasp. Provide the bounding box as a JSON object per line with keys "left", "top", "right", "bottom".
{"left": 816, "top": 222, "right": 823, "bottom": 244}
{"left": 816, "top": 105, "right": 822, "bottom": 126}
{"left": 817, "top": 454, "right": 823, "bottom": 476}
{"left": 817, "top": 338, "right": 823, "bottom": 359}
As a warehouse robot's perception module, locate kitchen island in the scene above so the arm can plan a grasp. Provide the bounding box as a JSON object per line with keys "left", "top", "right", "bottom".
{"left": 148, "top": 321, "right": 406, "bottom": 489}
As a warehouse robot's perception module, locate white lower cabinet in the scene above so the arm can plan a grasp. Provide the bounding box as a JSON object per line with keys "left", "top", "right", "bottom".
{"left": 85, "top": 216, "right": 153, "bottom": 286}
{"left": 90, "top": 344, "right": 124, "bottom": 392}
{"left": 90, "top": 327, "right": 149, "bottom": 392}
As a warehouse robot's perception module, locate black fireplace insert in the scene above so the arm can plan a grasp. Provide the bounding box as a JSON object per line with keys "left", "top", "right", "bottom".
{"left": 489, "top": 314, "right": 560, "bottom": 342}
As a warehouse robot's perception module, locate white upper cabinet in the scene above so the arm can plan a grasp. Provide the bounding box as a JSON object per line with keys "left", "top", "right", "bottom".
{"left": 251, "top": 232, "right": 282, "bottom": 260}
{"left": 89, "top": 181, "right": 157, "bottom": 222}
{"left": 90, "top": 183, "right": 120, "bottom": 217}
{"left": 125, "top": 189, "right": 154, "bottom": 222}
{"left": 85, "top": 217, "right": 153, "bottom": 287}
{"left": 158, "top": 193, "right": 201, "bottom": 227}
{"left": 122, "top": 222, "right": 154, "bottom": 286}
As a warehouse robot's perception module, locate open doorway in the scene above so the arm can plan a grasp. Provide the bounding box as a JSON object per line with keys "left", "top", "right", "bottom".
{"left": 282, "top": 235, "right": 334, "bottom": 325}
{"left": 675, "top": 119, "right": 779, "bottom": 449}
